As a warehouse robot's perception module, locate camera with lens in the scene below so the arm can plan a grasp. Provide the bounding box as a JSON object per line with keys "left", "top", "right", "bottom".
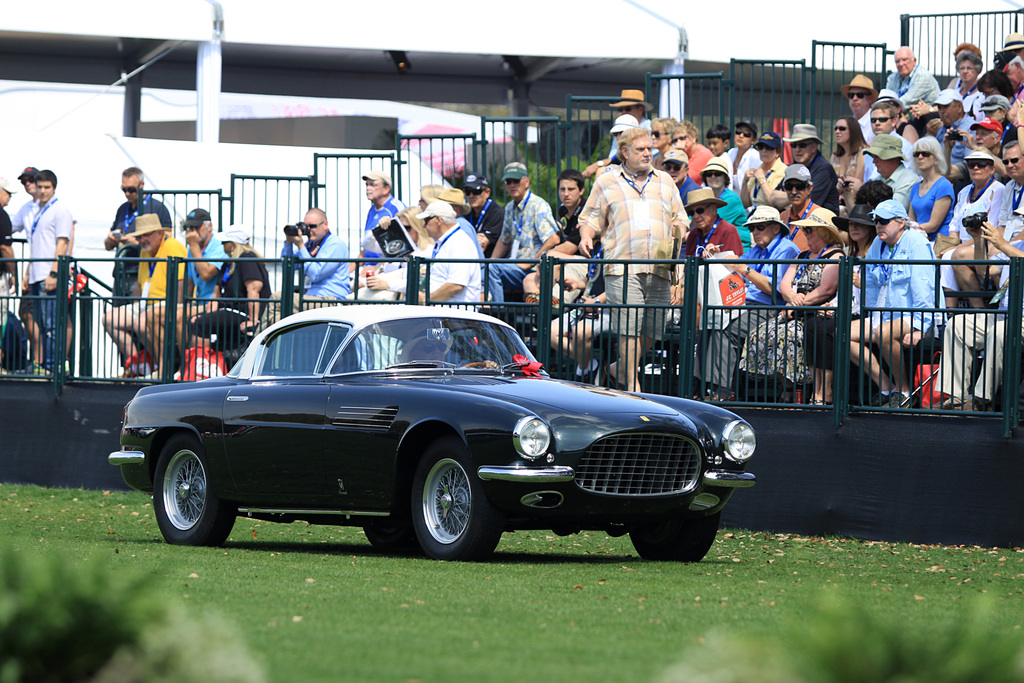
{"left": 947, "top": 130, "right": 963, "bottom": 142}
{"left": 283, "top": 221, "right": 310, "bottom": 237}
{"left": 962, "top": 212, "right": 988, "bottom": 230}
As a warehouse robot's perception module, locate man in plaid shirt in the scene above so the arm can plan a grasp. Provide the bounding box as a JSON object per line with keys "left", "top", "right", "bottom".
{"left": 578, "top": 126, "right": 686, "bottom": 391}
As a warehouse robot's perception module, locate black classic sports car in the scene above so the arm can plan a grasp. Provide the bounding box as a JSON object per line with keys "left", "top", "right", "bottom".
{"left": 110, "top": 305, "right": 755, "bottom": 562}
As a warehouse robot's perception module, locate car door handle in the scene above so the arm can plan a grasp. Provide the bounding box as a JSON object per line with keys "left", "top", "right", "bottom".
{"left": 227, "top": 396, "right": 249, "bottom": 402}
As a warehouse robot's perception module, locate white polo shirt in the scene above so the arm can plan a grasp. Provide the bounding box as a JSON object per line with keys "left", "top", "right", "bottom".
{"left": 428, "top": 225, "right": 481, "bottom": 303}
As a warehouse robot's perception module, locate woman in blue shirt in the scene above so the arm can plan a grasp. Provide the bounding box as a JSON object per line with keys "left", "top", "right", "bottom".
{"left": 907, "top": 137, "right": 954, "bottom": 241}
{"left": 701, "top": 158, "right": 750, "bottom": 249}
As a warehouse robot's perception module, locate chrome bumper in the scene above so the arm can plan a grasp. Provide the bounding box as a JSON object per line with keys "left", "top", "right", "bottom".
{"left": 476, "top": 465, "right": 575, "bottom": 483}
{"left": 108, "top": 450, "right": 146, "bottom": 466}
{"left": 703, "top": 470, "right": 755, "bottom": 487}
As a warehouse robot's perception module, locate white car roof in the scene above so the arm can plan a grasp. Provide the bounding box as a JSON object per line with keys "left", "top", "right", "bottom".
{"left": 261, "top": 304, "right": 511, "bottom": 337}
{"left": 233, "top": 304, "right": 516, "bottom": 380}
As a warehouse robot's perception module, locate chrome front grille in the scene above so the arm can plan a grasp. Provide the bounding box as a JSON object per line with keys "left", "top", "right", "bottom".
{"left": 575, "top": 433, "right": 701, "bottom": 496}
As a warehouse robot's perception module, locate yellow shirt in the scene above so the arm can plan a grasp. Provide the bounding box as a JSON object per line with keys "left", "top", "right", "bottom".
{"left": 137, "top": 234, "right": 187, "bottom": 301}
{"left": 746, "top": 158, "right": 788, "bottom": 207}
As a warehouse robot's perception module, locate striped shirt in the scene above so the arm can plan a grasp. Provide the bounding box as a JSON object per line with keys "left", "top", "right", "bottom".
{"left": 579, "top": 165, "right": 685, "bottom": 278}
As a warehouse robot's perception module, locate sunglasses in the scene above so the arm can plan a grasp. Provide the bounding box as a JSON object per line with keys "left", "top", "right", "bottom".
{"left": 672, "top": 135, "right": 689, "bottom": 143}
{"left": 870, "top": 116, "right": 891, "bottom": 123}
{"left": 504, "top": 178, "right": 522, "bottom": 185}
{"left": 305, "top": 221, "right": 321, "bottom": 230}
{"left": 791, "top": 141, "right": 814, "bottom": 149}
{"left": 464, "top": 188, "right": 485, "bottom": 196}
{"left": 966, "top": 161, "right": 994, "bottom": 169}
{"left": 912, "top": 151, "right": 932, "bottom": 158}
{"left": 847, "top": 91, "right": 870, "bottom": 99}
{"left": 121, "top": 186, "right": 140, "bottom": 193}
{"left": 652, "top": 131, "right": 663, "bottom": 138}
{"left": 800, "top": 225, "right": 816, "bottom": 233}
{"left": 785, "top": 183, "right": 809, "bottom": 192}
{"left": 749, "top": 224, "right": 774, "bottom": 232}
{"left": 874, "top": 217, "right": 895, "bottom": 226}
{"left": 834, "top": 125, "right": 848, "bottom": 131}
{"left": 662, "top": 162, "right": 683, "bottom": 171}
{"left": 735, "top": 129, "right": 754, "bottom": 138}
{"left": 1004, "top": 156, "right": 1022, "bottom": 165}
{"left": 703, "top": 171, "right": 726, "bottom": 178}
{"left": 686, "top": 206, "right": 710, "bottom": 217}
{"left": 754, "top": 144, "right": 774, "bottom": 151}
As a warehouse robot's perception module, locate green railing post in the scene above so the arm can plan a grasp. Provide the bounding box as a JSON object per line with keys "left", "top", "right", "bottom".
{"left": 536, "top": 256, "right": 553, "bottom": 370}
{"left": 161, "top": 256, "right": 181, "bottom": 383}
{"left": 678, "top": 257, "right": 699, "bottom": 396}
{"left": 281, "top": 255, "right": 296, "bottom": 318}
{"left": 406, "top": 255, "right": 421, "bottom": 305}
{"left": 51, "top": 256, "right": 71, "bottom": 395}
{"left": 834, "top": 256, "right": 854, "bottom": 424}
{"left": 1002, "top": 257, "right": 1024, "bottom": 437}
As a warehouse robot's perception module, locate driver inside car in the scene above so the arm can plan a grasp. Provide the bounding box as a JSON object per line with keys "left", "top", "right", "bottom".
{"left": 400, "top": 327, "right": 454, "bottom": 364}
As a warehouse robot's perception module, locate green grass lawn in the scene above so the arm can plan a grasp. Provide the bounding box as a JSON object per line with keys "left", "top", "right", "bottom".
{"left": 3, "top": 483, "right": 1024, "bottom": 682}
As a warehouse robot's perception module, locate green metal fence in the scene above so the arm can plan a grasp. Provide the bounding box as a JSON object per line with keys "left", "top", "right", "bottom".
{"left": 646, "top": 71, "right": 726, "bottom": 142}
{"left": 229, "top": 174, "right": 313, "bottom": 262}
{"left": 728, "top": 58, "right": 809, "bottom": 149}
{"left": 312, "top": 152, "right": 397, "bottom": 253}
{"left": 394, "top": 133, "right": 477, "bottom": 205}
{"left": 901, "top": 10, "right": 1024, "bottom": 85}
{"left": 479, "top": 116, "right": 563, "bottom": 208}
{"left": 810, "top": 41, "right": 890, "bottom": 154}
{"left": 140, "top": 190, "right": 227, "bottom": 241}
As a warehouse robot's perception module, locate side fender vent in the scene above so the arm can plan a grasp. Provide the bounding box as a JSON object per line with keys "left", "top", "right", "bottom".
{"left": 331, "top": 406, "right": 399, "bottom": 430}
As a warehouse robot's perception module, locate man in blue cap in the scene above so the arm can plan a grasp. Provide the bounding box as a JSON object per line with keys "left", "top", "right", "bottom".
{"left": 849, "top": 199, "right": 936, "bottom": 407}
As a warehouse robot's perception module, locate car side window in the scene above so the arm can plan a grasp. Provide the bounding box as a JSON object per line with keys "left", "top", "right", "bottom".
{"left": 259, "top": 323, "right": 332, "bottom": 377}
{"left": 316, "top": 324, "right": 351, "bottom": 374}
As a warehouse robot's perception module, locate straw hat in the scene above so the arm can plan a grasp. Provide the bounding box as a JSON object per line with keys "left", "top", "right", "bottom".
{"left": 790, "top": 207, "right": 844, "bottom": 247}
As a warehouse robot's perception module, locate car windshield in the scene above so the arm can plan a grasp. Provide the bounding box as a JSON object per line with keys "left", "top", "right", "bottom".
{"left": 329, "top": 316, "right": 536, "bottom": 374}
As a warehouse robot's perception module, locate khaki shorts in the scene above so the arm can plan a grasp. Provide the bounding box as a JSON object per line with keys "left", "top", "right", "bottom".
{"left": 604, "top": 273, "right": 671, "bottom": 340}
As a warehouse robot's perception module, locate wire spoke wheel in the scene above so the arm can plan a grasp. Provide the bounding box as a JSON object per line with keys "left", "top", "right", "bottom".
{"left": 422, "top": 458, "right": 472, "bottom": 544}
{"left": 411, "top": 436, "right": 504, "bottom": 561}
{"left": 162, "top": 448, "right": 208, "bottom": 530}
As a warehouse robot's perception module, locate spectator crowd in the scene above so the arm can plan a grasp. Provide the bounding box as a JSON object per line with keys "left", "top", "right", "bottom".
{"left": 4, "top": 38, "right": 1024, "bottom": 412}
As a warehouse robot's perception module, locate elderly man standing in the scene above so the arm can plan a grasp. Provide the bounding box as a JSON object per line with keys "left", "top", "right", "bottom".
{"left": 934, "top": 90, "right": 976, "bottom": 169}
{"left": 784, "top": 125, "right": 840, "bottom": 213}
{"left": 841, "top": 75, "right": 878, "bottom": 143}
{"left": 696, "top": 205, "right": 802, "bottom": 401}
{"left": 489, "top": 162, "right": 560, "bottom": 302}
{"left": 577, "top": 126, "right": 685, "bottom": 392}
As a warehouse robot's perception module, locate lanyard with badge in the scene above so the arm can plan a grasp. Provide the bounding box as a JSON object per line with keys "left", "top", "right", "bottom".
{"left": 876, "top": 234, "right": 903, "bottom": 307}
{"left": 624, "top": 171, "right": 653, "bottom": 234}
{"left": 697, "top": 218, "right": 722, "bottom": 256}
{"left": 124, "top": 197, "right": 148, "bottom": 232}
{"left": 510, "top": 191, "right": 531, "bottom": 258}
{"left": 896, "top": 67, "right": 916, "bottom": 98}
{"left": 431, "top": 226, "right": 459, "bottom": 258}
{"left": 29, "top": 198, "right": 57, "bottom": 240}
{"left": 473, "top": 199, "right": 492, "bottom": 230}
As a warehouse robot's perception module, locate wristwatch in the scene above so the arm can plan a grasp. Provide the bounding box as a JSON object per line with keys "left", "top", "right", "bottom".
{"left": 744, "top": 266, "right": 752, "bottom": 276}
{"left": 49, "top": 270, "right": 58, "bottom": 278}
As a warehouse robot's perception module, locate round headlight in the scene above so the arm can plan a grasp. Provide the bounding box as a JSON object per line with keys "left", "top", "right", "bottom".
{"left": 513, "top": 417, "right": 551, "bottom": 459}
{"left": 722, "top": 420, "right": 756, "bottom": 462}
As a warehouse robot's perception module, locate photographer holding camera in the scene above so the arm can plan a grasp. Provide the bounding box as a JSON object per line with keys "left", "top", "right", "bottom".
{"left": 941, "top": 149, "right": 1005, "bottom": 308}
{"left": 937, "top": 217, "right": 1024, "bottom": 410}
{"left": 265, "top": 208, "right": 349, "bottom": 325}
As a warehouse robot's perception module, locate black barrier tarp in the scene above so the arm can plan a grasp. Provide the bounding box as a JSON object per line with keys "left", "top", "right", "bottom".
{"left": 3, "top": 382, "right": 1023, "bottom": 548}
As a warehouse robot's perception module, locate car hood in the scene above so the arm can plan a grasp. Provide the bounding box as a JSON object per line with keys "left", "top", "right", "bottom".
{"left": 420, "top": 374, "right": 681, "bottom": 415}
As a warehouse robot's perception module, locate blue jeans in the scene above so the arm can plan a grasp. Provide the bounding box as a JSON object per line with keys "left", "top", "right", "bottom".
{"left": 30, "top": 281, "right": 58, "bottom": 371}
{"left": 487, "top": 262, "right": 529, "bottom": 303}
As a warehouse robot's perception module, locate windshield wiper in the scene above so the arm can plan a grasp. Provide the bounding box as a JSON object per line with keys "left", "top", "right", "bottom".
{"left": 384, "top": 361, "right": 458, "bottom": 370}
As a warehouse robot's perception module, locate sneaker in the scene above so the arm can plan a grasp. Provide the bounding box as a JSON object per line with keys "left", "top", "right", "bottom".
{"left": 887, "top": 393, "right": 911, "bottom": 408}
{"left": 29, "top": 363, "right": 48, "bottom": 376}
